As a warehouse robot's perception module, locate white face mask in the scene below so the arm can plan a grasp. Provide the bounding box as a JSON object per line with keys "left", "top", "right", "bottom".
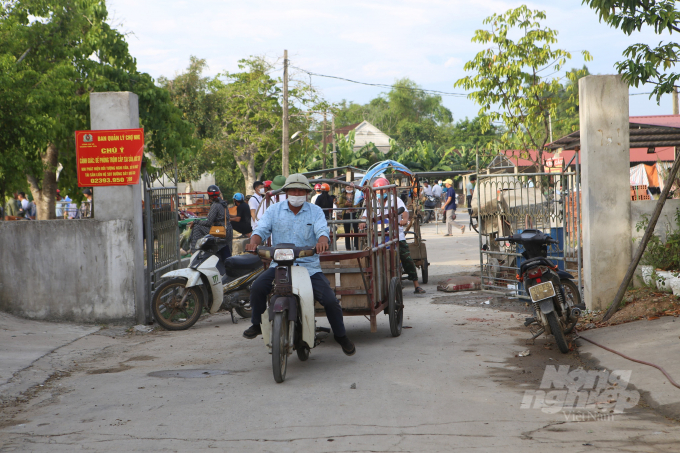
{"left": 258, "top": 188, "right": 265, "bottom": 195}
{"left": 288, "top": 195, "right": 306, "bottom": 207}
{"left": 346, "top": 188, "right": 353, "bottom": 193}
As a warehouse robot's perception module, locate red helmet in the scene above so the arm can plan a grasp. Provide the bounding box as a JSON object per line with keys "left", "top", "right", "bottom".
{"left": 321, "top": 183, "right": 331, "bottom": 192}
{"left": 314, "top": 183, "right": 322, "bottom": 191}
{"left": 372, "top": 177, "right": 390, "bottom": 188}
{"left": 264, "top": 180, "right": 272, "bottom": 189}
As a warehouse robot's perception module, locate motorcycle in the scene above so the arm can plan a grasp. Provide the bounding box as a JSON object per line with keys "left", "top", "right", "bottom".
{"left": 151, "top": 235, "right": 262, "bottom": 330}
{"left": 495, "top": 229, "right": 583, "bottom": 354}
{"left": 422, "top": 195, "right": 437, "bottom": 223}
{"left": 254, "top": 243, "right": 324, "bottom": 383}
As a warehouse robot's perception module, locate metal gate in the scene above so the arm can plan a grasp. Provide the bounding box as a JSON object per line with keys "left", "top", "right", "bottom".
{"left": 143, "top": 162, "right": 180, "bottom": 322}
{"left": 474, "top": 153, "right": 582, "bottom": 300}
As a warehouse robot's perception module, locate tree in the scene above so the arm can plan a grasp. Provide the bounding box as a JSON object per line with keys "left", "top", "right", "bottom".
{"left": 583, "top": 0, "right": 680, "bottom": 101}
{"left": 455, "top": 6, "right": 592, "bottom": 167}
{"left": 0, "top": 0, "right": 196, "bottom": 219}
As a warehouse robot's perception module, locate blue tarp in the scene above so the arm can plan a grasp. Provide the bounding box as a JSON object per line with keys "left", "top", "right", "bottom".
{"left": 354, "top": 160, "right": 414, "bottom": 205}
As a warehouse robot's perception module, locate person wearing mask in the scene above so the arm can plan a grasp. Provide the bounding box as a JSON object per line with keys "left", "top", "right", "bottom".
{"left": 189, "top": 185, "right": 233, "bottom": 261}
{"left": 359, "top": 178, "right": 425, "bottom": 294}
{"left": 254, "top": 175, "right": 287, "bottom": 222}
{"left": 337, "top": 183, "right": 359, "bottom": 250}
{"left": 249, "top": 180, "right": 265, "bottom": 230}
{"left": 443, "top": 179, "right": 465, "bottom": 236}
{"left": 311, "top": 183, "right": 322, "bottom": 204}
{"left": 230, "top": 193, "right": 252, "bottom": 238}
{"left": 314, "top": 183, "right": 334, "bottom": 220}
{"left": 243, "top": 174, "right": 355, "bottom": 356}
{"left": 4, "top": 192, "right": 19, "bottom": 219}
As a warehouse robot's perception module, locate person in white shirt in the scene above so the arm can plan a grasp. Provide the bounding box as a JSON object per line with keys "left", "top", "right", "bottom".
{"left": 431, "top": 182, "right": 443, "bottom": 220}
{"left": 249, "top": 180, "right": 265, "bottom": 230}
{"left": 359, "top": 178, "right": 425, "bottom": 294}
{"left": 311, "top": 183, "right": 322, "bottom": 204}
{"left": 422, "top": 180, "right": 433, "bottom": 197}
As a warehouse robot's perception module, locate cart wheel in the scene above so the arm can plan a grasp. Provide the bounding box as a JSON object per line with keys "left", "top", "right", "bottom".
{"left": 421, "top": 262, "right": 429, "bottom": 284}
{"left": 388, "top": 277, "right": 403, "bottom": 337}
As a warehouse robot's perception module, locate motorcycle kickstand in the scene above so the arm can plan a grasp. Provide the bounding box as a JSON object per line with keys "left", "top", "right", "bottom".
{"left": 229, "top": 308, "right": 237, "bottom": 324}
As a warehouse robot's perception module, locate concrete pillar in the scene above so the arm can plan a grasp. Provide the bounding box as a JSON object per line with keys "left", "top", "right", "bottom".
{"left": 579, "top": 75, "right": 631, "bottom": 310}
{"left": 90, "top": 92, "right": 146, "bottom": 323}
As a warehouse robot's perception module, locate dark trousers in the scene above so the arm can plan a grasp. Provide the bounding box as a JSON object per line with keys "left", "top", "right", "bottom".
{"left": 250, "top": 266, "right": 346, "bottom": 337}
{"left": 230, "top": 221, "right": 252, "bottom": 235}
{"left": 399, "top": 240, "right": 418, "bottom": 281}
{"left": 343, "top": 211, "right": 359, "bottom": 250}
{"left": 466, "top": 194, "right": 473, "bottom": 215}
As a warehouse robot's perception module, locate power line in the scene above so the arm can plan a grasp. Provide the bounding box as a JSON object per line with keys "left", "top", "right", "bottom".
{"left": 289, "top": 66, "right": 469, "bottom": 98}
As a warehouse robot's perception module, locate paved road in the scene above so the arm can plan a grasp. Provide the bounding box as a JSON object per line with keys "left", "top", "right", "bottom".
{"left": 2, "top": 220, "right": 680, "bottom": 452}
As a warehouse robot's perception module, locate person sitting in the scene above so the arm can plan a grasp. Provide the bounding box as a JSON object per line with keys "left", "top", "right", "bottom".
{"left": 230, "top": 192, "right": 252, "bottom": 238}
{"left": 189, "top": 185, "right": 233, "bottom": 261}
{"left": 359, "top": 177, "right": 425, "bottom": 294}
{"left": 243, "top": 174, "right": 355, "bottom": 356}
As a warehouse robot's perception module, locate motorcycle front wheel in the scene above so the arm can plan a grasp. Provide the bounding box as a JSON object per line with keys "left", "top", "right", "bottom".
{"left": 546, "top": 310, "right": 570, "bottom": 354}
{"left": 152, "top": 278, "right": 203, "bottom": 331}
{"left": 271, "top": 311, "right": 289, "bottom": 383}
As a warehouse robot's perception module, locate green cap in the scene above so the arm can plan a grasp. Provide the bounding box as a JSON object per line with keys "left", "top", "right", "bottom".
{"left": 270, "top": 175, "right": 287, "bottom": 190}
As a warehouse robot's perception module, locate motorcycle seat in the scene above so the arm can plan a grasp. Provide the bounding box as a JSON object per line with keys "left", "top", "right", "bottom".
{"left": 225, "top": 254, "right": 262, "bottom": 271}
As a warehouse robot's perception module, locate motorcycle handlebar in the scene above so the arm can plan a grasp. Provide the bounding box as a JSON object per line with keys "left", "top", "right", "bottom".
{"left": 255, "top": 245, "right": 317, "bottom": 259}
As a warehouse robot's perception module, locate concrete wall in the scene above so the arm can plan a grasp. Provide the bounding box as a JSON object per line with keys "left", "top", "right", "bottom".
{"left": 0, "top": 220, "right": 137, "bottom": 323}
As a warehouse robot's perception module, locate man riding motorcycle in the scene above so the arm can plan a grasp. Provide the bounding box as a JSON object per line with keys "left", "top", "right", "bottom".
{"left": 243, "top": 174, "right": 356, "bottom": 356}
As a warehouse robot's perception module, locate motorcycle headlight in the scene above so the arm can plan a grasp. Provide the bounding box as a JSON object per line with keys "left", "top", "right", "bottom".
{"left": 273, "top": 249, "right": 294, "bottom": 261}
{"left": 196, "top": 237, "right": 210, "bottom": 249}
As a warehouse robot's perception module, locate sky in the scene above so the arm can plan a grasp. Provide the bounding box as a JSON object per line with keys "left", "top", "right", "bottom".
{"left": 107, "top": 0, "right": 676, "bottom": 123}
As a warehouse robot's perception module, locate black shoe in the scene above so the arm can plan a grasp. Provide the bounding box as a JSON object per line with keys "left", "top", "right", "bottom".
{"left": 334, "top": 335, "right": 356, "bottom": 356}
{"left": 243, "top": 324, "right": 262, "bottom": 339}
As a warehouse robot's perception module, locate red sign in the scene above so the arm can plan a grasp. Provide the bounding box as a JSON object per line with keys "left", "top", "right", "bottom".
{"left": 76, "top": 128, "right": 144, "bottom": 187}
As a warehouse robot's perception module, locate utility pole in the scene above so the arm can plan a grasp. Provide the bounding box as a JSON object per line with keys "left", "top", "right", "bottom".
{"left": 548, "top": 112, "right": 553, "bottom": 143}
{"left": 332, "top": 115, "right": 337, "bottom": 178}
{"left": 282, "top": 49, "right": 289, "bottom": 177}
{"left": 673, "top": 86, "right": 679, "bottom": 115}
{"left": 322, "top": 112, "right": 327, "bottom": 176}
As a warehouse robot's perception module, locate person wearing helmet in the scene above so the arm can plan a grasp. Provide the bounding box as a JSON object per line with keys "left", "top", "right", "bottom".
{"left": 230, "top": 192, "right": 252, "bottom": 238}
{"left": 311, "top": 183, "right": 323, "bottom": 204}
{"left": 314, "top": 182, "right": 334, "bottom": 220}
{"left": 243, "top": 173, "right": 355, "bottom": 356}
{"left": 189, "top": 185, "right": 233, "bottom": 259}
{"left": 359, "top": 177, "right": 425, "bottom": 294}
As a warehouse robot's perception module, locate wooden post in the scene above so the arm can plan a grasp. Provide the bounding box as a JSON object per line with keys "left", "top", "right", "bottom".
{"left": 674, "top": 87, "right": 679, "bottom": 115}
{"left": 322, "top": 112, "right": 327, "bottom": 178}
{"left": 282, "top": 49, "right": 289, "bottom": 177}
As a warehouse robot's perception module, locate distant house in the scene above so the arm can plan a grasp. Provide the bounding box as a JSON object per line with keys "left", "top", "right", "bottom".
{"left": 330, "top": 121, "right": 392, "bottom": 154}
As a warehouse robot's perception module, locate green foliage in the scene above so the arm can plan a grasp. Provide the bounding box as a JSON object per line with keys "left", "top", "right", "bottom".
{"left": 455, "top": 6, "right": 592, "bottom": 166}
{"left": 635, "top": 209, "right": 680, "bottom": 270}
{"left": 583, "top": 0, "right": 680, "bottom": 101}
{"left": 0, "top": 0, "right": 196, "bottom": 216}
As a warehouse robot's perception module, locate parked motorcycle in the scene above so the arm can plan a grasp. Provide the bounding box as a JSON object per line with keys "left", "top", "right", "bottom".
{"left": 151, "top": 235, "right": 262, "bottom": 330}
{"left": 422, "top": 195, "right": 437, "bottom": 223}
{"left": 495, "top": 229, "right": 583, "bottom": 353}
{"left": 255, "top": 243, "right": 323, "bottom": 383}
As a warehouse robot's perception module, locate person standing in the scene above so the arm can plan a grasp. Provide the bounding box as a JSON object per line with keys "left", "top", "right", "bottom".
{"left": 4, "top": 193, "right": 19, "bottom": 219}
{"left": 422, "top": 180, "right": 433, "bottom": 197}
{"left": 311, "top": 183, "right": 322, "bottom": 204}
{"left": 466, "top": 176, "right": 475, "bottom": 216}
{"left": 443, "top": 179, "right": 465, "bottom": 236}
{"left": 80, "top": 189, "right": 93, "bottom": 218}
{"left": 431, "top": 181, "right": 443, "bottom": 221}
{"left": 55, "top": 190, "right": 64, "bottom": 219}
{"left": 230, "top": 193, "right": 252, "bottom": 238}
{"left": 249, "top": 181, "right": 265, "bottom": 231}
{"left": 338, "top": 184, "right": 359, "bottom": 250}
{"left": 17, "top": 192, "right": 36, "bottom": 219}
{"left": 314, "top": 183, "right": 333, "bottom": 220}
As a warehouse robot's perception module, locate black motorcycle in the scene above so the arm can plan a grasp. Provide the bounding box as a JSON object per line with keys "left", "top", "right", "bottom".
{"left": 422, "top": 195, "right": 437, "bottom": 223}
{"left": 495, "top": 229, "right": 583, "bottom": 353}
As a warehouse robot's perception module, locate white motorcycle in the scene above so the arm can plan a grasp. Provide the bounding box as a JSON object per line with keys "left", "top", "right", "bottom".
{"left": 151, "top": 235, "right": 261, "bottom": 330}
{"left": 255, "top": 243, "right": 327, "bottom": 383}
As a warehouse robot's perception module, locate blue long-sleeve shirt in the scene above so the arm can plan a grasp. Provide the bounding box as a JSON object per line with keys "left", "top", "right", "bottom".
{"left": 252, "top": 201, "right": 330, "bottom": 275}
